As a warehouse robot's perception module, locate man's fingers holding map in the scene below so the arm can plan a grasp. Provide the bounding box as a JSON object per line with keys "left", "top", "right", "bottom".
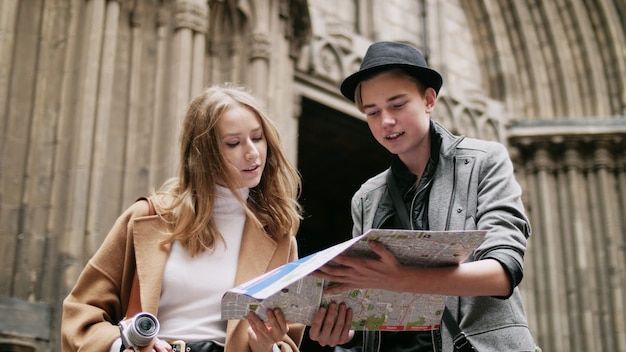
{"left": 313, "top": 240, "right": 405, "bottom": 294}
{"left": 308, "top": 302, "right": 354, "bottom": 346}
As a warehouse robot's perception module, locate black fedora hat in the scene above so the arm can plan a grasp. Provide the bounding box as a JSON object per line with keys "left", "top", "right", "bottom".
{"left": 340, "top": 41, "right": 443, "bottom": 102}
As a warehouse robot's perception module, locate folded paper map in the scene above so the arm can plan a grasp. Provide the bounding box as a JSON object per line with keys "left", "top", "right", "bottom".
{"left": 221, "top": 229, "right": 486, "bottom": 331}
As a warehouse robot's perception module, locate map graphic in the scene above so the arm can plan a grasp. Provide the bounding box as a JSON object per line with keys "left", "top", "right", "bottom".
{"left": 221, "top": 229, "right": 486, "bottom": 331}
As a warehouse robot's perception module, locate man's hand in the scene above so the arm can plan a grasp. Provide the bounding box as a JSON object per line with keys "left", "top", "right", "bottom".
{"left": 313, "top": 240, "right": 406, "bottom": 294}
{"left": 308, "top": 302, "right": 354, "bottom": 347}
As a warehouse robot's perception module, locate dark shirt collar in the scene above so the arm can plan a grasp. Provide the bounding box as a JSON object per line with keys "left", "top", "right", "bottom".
{"left": 390, "top": 121, "right": 442, "bottom": 196}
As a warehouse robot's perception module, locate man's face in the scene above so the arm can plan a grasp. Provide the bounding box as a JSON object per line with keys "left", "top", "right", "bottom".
{"left": 360, "top": 70, "right": 436, "bottom": 171}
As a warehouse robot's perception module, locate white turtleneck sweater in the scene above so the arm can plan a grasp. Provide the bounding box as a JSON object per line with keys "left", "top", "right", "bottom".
{"left": 156, "top": 185, "right": 248, "bottom": 344}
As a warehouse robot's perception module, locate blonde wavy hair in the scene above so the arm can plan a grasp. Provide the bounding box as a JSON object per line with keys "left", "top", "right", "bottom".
{"left": 153, "top": 83, "right": 302, "bottom": 256}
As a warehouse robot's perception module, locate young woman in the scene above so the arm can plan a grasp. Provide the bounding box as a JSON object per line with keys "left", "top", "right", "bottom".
{"left": 62, "top": 84, "right": 304, "bottom": 352}
{"left": 308, "top": 41, "right": 537, "bottom": 352}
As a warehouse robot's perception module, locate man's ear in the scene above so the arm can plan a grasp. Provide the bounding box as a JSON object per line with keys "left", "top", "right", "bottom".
{"left": 424, "top": 87, "right": 437, "bottom": 112}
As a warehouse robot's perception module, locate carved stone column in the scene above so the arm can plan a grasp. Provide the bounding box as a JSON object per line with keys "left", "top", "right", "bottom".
{"left": 149, "top": 6, "right": 172, "bottom": 187}
{"left": 531, "top": 145, "right": 566, "bottom": 352}
{"left": 60, "top": 0, "right": 114, "bottom": 288}
{"left": 173, "top": 0, "right": 208, "bottom": 109}
{"left": 590, "top": 141, "right": 625, "bottom": 351}
{"left": 166, "top": 0, "right": 209, "bottom": 169}
{"left": 0, "top": 0, "right": 19, "bottom": 116}
{"left": 561, "top": 143, "right": 594, "bottom": 352}
{"left": 249, "top": 32, "right": 271, "bottom": 102}
{"left": 86, "top": 0, "right": 122, "bottom": 255}
{"left": 509, "top": 119, "right": 626, "bottom": 351}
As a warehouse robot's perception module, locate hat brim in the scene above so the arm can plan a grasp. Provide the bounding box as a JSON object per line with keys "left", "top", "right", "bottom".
{"left": 340, "top": 64, "right": 443, "bottom": 102}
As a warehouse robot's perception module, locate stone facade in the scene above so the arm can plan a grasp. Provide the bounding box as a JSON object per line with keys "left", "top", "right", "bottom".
{"left": 0, "top": 0, "right": 625, "bottom": 351}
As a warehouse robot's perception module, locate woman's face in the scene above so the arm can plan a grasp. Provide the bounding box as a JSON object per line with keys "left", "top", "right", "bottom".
{"left": 360, "top": 70, "right": 435, "bottom": 163}
{"left": 217, "top": 104, "right": 267, "bottom": 188}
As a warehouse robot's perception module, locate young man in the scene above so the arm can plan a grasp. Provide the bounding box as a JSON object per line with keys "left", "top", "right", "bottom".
{"left": 308, "top": 41, "right": 536, "bottom": 352}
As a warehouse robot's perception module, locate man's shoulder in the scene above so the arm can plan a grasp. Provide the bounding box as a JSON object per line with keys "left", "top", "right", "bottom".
{"left": 455, "top": 136, "right": 507, "bottom": 156}
{"left": 354, "top": 170, "right": 388, "bottom": 197}
{"left": 434, "top": 120, "right": 506, "bottom": 154}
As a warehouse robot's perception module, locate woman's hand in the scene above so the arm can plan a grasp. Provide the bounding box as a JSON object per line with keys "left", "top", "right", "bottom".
{"left": 308, "top": 302, "right": 354, "bottom": 347}
{"left": 247, "top": 308, "right": 290, "bottom": 352}
{"left": 123, "top": 337, "right": 172, "bottom": 352}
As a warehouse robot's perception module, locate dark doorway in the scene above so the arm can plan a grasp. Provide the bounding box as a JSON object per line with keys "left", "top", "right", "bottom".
{"left": 296, "top": 97, "right": 389, "bottom": 351}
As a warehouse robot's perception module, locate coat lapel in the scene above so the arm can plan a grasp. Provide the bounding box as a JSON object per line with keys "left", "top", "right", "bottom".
{"left": 226, "top": 218, "right": 279, "bottom": 352}
{"left": 133, "top": 213, "right": 285, "bottom": 351}
{"left": 133, "top": 216, "right": 171, "bottom": 315}
{"left": 233, "top": 218, "right": 278, "bottom": 285}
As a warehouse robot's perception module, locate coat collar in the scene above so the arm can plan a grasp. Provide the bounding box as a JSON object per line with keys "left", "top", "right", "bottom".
{"left": 133, "top": 216, "right": 279, "bottom": 309}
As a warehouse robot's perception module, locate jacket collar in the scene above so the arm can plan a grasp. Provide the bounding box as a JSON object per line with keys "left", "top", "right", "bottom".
{"left": 389, "top": 120, "right": 443, "bottom": 196}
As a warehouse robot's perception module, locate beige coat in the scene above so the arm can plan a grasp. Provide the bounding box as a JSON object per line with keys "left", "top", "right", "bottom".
{"left": 62, "top": 199, "right": 304, "bottom": 352}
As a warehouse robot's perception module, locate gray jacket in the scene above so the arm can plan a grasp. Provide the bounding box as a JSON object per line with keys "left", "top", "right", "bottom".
{"left": 353, "top": 121, "right": 536, "bottom": 351}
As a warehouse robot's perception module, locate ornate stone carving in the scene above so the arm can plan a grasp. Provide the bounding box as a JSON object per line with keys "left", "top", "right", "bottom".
{"left": 326, "top": 21, "right": 353, "bottom": 49}
{"left": 157, "top": 6, "right": 168, "bottom": 28}
{"left": 532, "top": 146, "right": 552, "bottom": 172}
{"left": 316, "top": 43, "right": 342, "bottom": 82}
{"left": 592, "top": 142, "right": 613, "bottom": 170}
{"left": 175, "top": 0, "right": 208, "bottom": 33}
{"left": 250, "top": 33, "right": 271, "bottom": 60}
{"left": 563, "top": 142, "right": 582, "bottom": 171}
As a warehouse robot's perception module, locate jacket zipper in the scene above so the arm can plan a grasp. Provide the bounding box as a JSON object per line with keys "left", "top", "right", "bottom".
{"left": 444, "top": 157, "right": 457, "bottom": 231}
{"left": 409, "top": 177, "right": 433, "bottom": 230}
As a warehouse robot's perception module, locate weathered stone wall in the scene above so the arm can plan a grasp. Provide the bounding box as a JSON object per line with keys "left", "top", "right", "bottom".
{"left": 294, "top": 0, "right": 626, "bottom": 351}
{"left": 0, "top": 0, "right": 309, "bottom": 350}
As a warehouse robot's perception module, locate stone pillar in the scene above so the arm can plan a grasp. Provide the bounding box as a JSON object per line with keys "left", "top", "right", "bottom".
{"left": 531, "top": 145, "right": 566, "bottom": 352}
{"left": 249, "top": 32, "right": 272, "bottom": 103}
{"left": 561, "top": 144, "right": 594, "bottom": 352}
{"left": 121, "top": 3, "right": 147, "bottom": 203}
{"left": 590, "top": 142, "right": 625, "bottom": 351}
{"left": 149, "top": 7, "right": 171, "bottom": 187}
{"left": 86, "top": 0, "right": 122, "bottom": 255}
{"left": 0, "top": 0, "right": 19, "bottom": 116}
{"left": 513, "top": 130, "right": 626, "bottom": 351}
{"left": 164, "top": 0, "right": 209, "bottom": 173}
{"left": 60, "top": 0, "right": 111, "bottom": 289}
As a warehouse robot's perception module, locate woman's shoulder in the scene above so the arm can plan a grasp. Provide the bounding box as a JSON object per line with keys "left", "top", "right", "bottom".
{"left": 126, "top": 197, "right": 155, "bottom": 218}
{"left": 136, "top": 194, "right": 178, "bottom": 216}
{"left": 122, "top": 196, "right": 172, "bottom": 224}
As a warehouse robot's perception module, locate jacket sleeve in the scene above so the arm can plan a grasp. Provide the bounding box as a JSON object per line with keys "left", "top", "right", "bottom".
{"left": 350, "top": 170, "right": 389, "bottom": 238}
{"left": 351, "top": 194, "right": 364, "bottom": 237}
{"left": 61, "top": 201, "right": 149, "bottom": 352}
{"left": 474, "top": 142, "right": 530, "bottom": 295}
